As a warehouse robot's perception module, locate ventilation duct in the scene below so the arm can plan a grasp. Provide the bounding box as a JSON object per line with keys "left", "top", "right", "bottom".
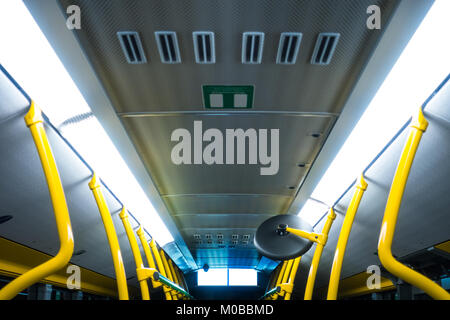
{"left": 311, "top": 33, "right": 340, "bottom": 65}
{"left": 117, "top": 31, "right": 147, "bottom": 64}
{"left": 276, "top": 32, "right": 302, "bottom": 64}
{"left": 155, "top": 31, "right": 181, "bottom": 64}
{"left": 242, "top": 32, "right": 264, "bottom": 64}
{"left": 193, "top": 31, "right": 215, "bottom": 64}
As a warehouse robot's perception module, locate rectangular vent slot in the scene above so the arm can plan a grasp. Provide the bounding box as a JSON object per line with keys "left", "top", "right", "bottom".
{"left": 117, "top": 31, "right": 147, "bottom": 64}
{"left": 311, "top": 33, "right": 340, "bottom": 65}
{"left": 193, "top": 31, "right": 215, "bottom": 64}
{"left": 242, "top": 32, "right": 264, "bottom": 64}
{"left": 155, "top": 31, "right": 181, "bottom": 64}
{"left": 276, "top": 32, "right": 302, "bottom": 64}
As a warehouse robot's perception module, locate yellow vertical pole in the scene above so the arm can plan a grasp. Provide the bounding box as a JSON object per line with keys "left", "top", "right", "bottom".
{"left": 160, "top": 249, "right": 178, "bottom": 300}
{"left": 136, "top": 227, "right": 161, "bottom": 289}
{"left": 169, "top": 260, "right": 183, "bottom": 299}
{"left": 378, "top": 109, "right": 449, "bottom": 300}
{"left": 169, "top": 260, "right": 181, "bottom": 286}
{"left": 89, "top": 174, "right": 129, "bottom": 300}
{"left": 0, "top": 102, "right": 74, "bottom": 300}
{"left": 150, "top": 240, "right": 172, "bottom": 300}
{"left": 271, "top": 260, "right": 288, "bottom": 300}
{"left": 281, "top": 259, "right": 294, "bottom": 284}
{"left": 327, "top": 174, "right": 367, "bottom": 300}
{"left": 279, "top": 259, "right": 294, "bottom": 299}
{"left": 119, "top": 208, "right": 150, "bottom": 300}
{"left": 275, "top": 261, "right": 288, "bottom": 287}
{"left": 284, "top": 256, "right": 302, "bottom": 300}
{"left": 304, "top": 208, "right": 336, "bottom": 300}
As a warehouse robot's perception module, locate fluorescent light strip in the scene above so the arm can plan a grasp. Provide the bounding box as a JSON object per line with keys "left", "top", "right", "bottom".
{"left": 228, "top": 268, "right": 258, "bottom": 286}
{"left": 197, "top": 268, "right": 228, "bottom": 286}
{"left": 299, "top": 0, "right": 450, "bottom": 224}
{"left": 197, "top": 268, "right": 258, "bottom": 286}
{"left": 0, "top": 1, "right": 174, "bottom": 245}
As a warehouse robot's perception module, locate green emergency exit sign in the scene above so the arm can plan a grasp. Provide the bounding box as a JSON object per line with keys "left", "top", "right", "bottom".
{"left": 203, "top": 85, "right": 254, "bottom": 109}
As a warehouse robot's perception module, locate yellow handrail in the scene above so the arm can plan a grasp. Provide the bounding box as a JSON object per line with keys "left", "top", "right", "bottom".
{"left": 271, "top": 260, "right": 288, "bottom": 300}
{"left": 169, "top": 260, "right": 179, "bottom": 286}
{"left": 273, "top": 259, "right": 294, "bottom": 300}
{"left": 169, "top": 260, "right": 183, "bottom": 299}
{"left": 281, "top": 259, "right": 294, "bottom": 286}
{"left": 160, "top": 249, "right": 178, "bottom": 300}
{"left": 275, "top": 261, "right": 288, "bottom": 288}
{"left": 136, "top": 227, "right": 161, "bottom": 289}
{"left": 0, "top": 102, "right": 74, "bottom": 300}
{"left": 304, "top": 208, "right": 336, "bottom": 300}
{"left": 89, "top": 174, "right": 129, "bottom": 300}
{"left": 149, "top": 240, "right": 172, "bottom": 300}
{"left": 119, "top": 208, "right": 150, "bottom": 300}
{"left": 327, "top": 174, "right": 367, "bottom": 300}
{"left": 284, "top": 256, "right": 302, "bottom": 300}
{"left": 378, "top": 109, "right": 450, "bottom": 300}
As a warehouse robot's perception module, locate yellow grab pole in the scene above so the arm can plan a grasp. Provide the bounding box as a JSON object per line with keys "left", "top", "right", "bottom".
{"left": 281, "top": 259, "right": 294, "bottom": 285}
{"left": 169, "top": 260, "right": 179, "bottom": 286}
{"left": 275, "top": 259, "right": 294, "bottom": 298}
{"left": 89, "top": 174, "right": 129, "bottom": 300}
{"left": 304, "top": 208, "right": 336, "bottom": 300}
{"left": 284, "top": 256, "right": 302, "bottom": 300}
{"left": 169, "top": 260, "right": 183, "bottom": 299}
{"left": 275, "top": 261, "right": 288, "bottom": 288}
{"left": 119, "top": 208, "right": 150, "bottom": 300}
{"left": 160, "top": 249, "right": 178, "bottom": 300}
{"left": 378, "top": 109, "right": 449, "bottom": 300}
{"left": 136, "top": 227, "right": 161, "bottom": 289}
{"left": 169, "top": 260, "right": 182, "bottom": 289}
{"left": 271, "top": 260, "right": 288, "bottom": 300}
{"left": 177, "top": 265, "right": 189, "bottom": 295}
{"left": 150, "top": 240, "right": 172, "bottom": 300}
{"left": 0, "top": 102, "right": 74, "bottom": 300}
{"left": 327, "top": 174, "right": 367, "bottom": 300}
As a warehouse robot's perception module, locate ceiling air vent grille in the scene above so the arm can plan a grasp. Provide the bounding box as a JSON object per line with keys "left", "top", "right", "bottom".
{"left": 155, "top": 31, "right": 181, "bottom": 64}
{"left": 193, "top": 31, "right": 215, "bottom": 64}
{"left": 117, "top": 31, "right": 147, "bottom": 64}
{"left": 276, "top": 32, "right": 302, "bottom": 64}
{"left": 242, "top": 32, "right": 264, "bottom": 64}
{"left": 311, "top": 33, "right": 340, "bottom": 65}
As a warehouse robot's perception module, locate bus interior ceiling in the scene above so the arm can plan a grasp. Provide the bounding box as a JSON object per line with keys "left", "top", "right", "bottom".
{"left": 0, "top": 0, "right": 449, "bottom": 301}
